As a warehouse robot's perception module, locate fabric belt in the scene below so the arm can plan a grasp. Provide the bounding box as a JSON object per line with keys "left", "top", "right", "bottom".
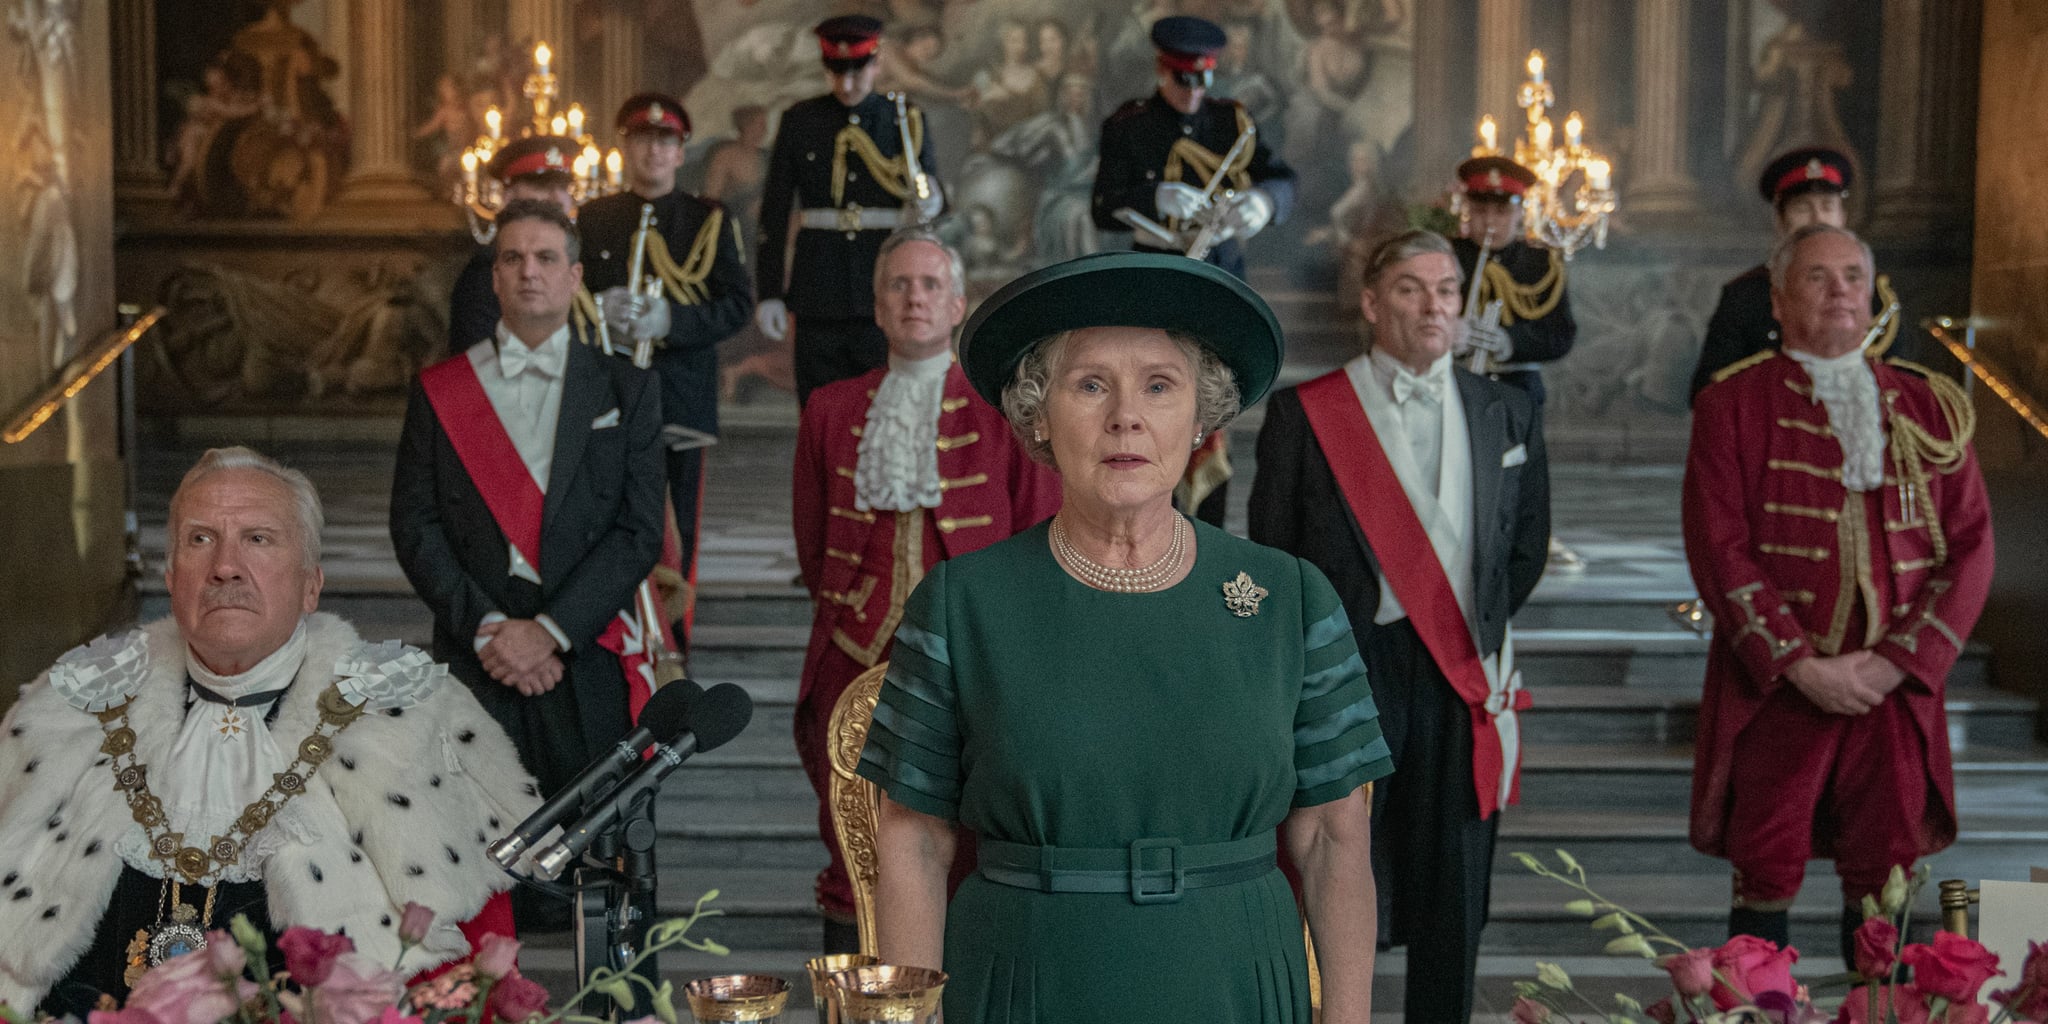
{"left": 976, "top": 833, "right": 1275, "bottom": 905}
{"left": 797, "top": 205, "right": 908, "bottom": 232}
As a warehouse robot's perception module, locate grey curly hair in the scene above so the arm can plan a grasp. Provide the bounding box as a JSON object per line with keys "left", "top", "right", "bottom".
{"left": 999, "top": 330, "right": 1241, "bottom": 468}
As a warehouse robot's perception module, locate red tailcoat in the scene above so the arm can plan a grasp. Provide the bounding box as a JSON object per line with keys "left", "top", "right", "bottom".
{"left": 1683, "top": 354, "right": 1992, "bottom": 860}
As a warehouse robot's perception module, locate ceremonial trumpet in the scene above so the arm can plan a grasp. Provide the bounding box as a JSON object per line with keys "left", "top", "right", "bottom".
{"left": 893, "top": 92, "right": 935, "bottom": 223}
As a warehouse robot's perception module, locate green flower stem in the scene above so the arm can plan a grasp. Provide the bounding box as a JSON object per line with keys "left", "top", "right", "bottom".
{"left": 538, "top": 891, "right": 726, "bottom": 1024}
{"left": 1986, "top": 980, "right": 2035, "bottom": 1024}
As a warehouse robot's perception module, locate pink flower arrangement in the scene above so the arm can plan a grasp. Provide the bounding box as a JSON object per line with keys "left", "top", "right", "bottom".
{"left": 1510, "top": 853, "right": 2048, "bottom": 1024}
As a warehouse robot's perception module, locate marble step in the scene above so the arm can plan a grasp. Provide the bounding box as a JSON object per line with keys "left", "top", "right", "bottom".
{"left": 1517, "top": 740, "right": 2048, "bottom": 808}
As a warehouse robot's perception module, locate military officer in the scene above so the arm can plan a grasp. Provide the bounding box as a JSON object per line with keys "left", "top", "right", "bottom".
{"left": 1450, "top": 155, "right": 1576, "bottom": 407}
{"left": 1688, "top": 146, "right": 1918, "bottom": 403}
{"left": 448, "top": 134, "right": 602, "bottom": 354}
{"left": 579, "top": 92, "right": 754, "bottom": 641}
{"left": 1090, "top": 14, "right": 1296, "bottom": 281}
{"left": 757, "top": 16, "right": 947, "bottom": 405}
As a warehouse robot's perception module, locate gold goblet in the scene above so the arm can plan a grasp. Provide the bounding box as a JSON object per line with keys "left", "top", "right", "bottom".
{"left": 806, "top": 954, "right": 881, "bottom": 1024}
{"left": 827, "top": 965, "right": 948, "bottom": 1024}
{"left": 683, "top": 974, "right": 792, "bottom": 1023}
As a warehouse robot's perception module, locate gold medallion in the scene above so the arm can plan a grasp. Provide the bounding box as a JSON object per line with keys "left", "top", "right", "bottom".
{"left": 1222, "top": 572, "right": 1268, "bottom": 618}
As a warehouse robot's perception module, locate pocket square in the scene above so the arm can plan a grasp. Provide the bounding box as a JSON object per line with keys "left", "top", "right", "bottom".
{"left": 592, "top": 408, "right": 621, "bottom": 429}
{"left": 1501, "top": 443, "right": 1527, "bottom": 468}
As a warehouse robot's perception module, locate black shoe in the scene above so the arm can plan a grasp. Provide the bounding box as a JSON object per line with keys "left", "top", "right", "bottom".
{"left": 822, "top": 917, "right": 862, "bottom": 955}
{"left": 1729, "top": 906, "right": 1790, "bottom": 946}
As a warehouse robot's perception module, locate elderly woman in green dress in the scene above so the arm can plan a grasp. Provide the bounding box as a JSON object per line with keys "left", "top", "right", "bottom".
{"left": 856, "top": 252, "right": 1392, "bottom": 1024}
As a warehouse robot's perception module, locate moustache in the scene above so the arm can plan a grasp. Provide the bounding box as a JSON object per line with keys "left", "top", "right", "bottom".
{"left": 201, "top": 583, "right": 258, "bottom": 610}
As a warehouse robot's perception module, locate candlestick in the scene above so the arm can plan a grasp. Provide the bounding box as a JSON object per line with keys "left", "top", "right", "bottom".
{"left": 1588, "top": 159, "right": 1611, "bottom": 192}
{"left": 606, "top": 149, "right": 622, "bottom": 186}
{"left": 1479, "top": 116, "right": 1497, "bottom": 154}
{"left": 551, "top": 114, "right": 568, "bottom": 136}
{"left": 485, "top": 107, "right": 502, "bottom": 140}
{"left": 1527, "top": 51, "right": 1544, "bottom": 85}
{"left": 568, "top": 105, "right": 585, "bottom": 139}
{"left": 535, "top": 42, "right": 552, "bottom": 76}
{"left": 1565, "top": 112, "right": 1582, "bottom": 148}
{"left": 1533, "top": 119, "right": 1552, "bottom": 152}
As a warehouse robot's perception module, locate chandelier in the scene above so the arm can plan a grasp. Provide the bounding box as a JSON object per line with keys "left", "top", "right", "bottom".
{"left": 1470, "top": 50, "right": 1618, "bottom": 259}
{"left": 454, "top": 42, "right": 625, "bottom": 242}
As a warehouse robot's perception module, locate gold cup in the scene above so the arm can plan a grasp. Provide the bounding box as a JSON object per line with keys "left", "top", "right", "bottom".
{"left": 683, "top": 974, "right": 791, "bottom": 1022}
{"left": 806, "top": 954, "right": 881, "bottom": 1024}
{"left": 826, "top": 965, "right": 948, "bottom": 1024}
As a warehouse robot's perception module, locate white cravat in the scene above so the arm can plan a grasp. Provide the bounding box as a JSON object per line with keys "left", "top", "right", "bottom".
{"left": 854, "top": 351, "right": 951, "bottom": 513}
{"left": 1369, "top": 347, "right": 1450, "bottom": 496}
{"left": 468, "top": 323, "right": 570, "bottom": 584}
{"left": 1346, "top": 350, "right": 1475, "bottom": 629}
{"left": 155, "top": 620, "right": 308, "bottom": 881}
{"left": 1786, "top": 347, "right": 1886, "bottom": 492}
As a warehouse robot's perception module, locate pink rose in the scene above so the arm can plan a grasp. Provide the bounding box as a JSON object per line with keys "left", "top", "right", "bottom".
{"left": 1836, "top": 984, "right": 1930, "bottom": 1024}
{"left": 279, "top": 927, "right": 356, "bottom": 987}
{"left": 1993, "top": 941, "right": 2048, "bottom": 1021}
{"left": 1711, "top": 934, "right": 1800, "bottom": 1011}
{"left": 204, "top": 929, "right": 247, "bottom": 979}
{"left": 1643, "top": 998, "right": 1677, "bottom": 1024}
{"left": 397, "top": 902, "right": 436, "bottom": 946}
{"left": 126, "top": 949, "right": 246, "bottom": 1024}
{"left": 473, "top": 933, "right": 521, "bottom": 980}
{"left": 1853, "top": 917, "right": 1899, "bottom": 980}
{"left": 1901, "top": 932, "right": 2003, "bottom": 1005}
{"left": 1662, "top": 947, "right": 1716, "bottom": 997}
{"left": 368, "top": 1003, "right": 424, "bottom": 1024}
{"left": 485, "top": 974, "right": 549, "bottom": 1022}
{"left": 309, "top": 954, "right": 406, "bottom": 1024}
{"left": 88, "top": 1008, "right": 166, "bottom": 1024}
{"left": 1509, "top": 996, "right": 1550, "bottom": 1023}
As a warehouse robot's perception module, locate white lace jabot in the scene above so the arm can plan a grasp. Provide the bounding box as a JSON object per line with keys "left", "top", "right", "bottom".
{"left": 1787, "top": 347, "right": 1886, "bottom": 492}
{"left": 854, "top": 352, "right": 952, "bottom": 513}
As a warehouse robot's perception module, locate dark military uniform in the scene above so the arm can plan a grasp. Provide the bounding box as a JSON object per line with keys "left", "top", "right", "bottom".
{"left": 1689, "top": 264, "right": 1922, "bottom": 403}
{"left": 580, "top": 186, "right": 753, "bottom": 618}
{"left": 1452, "top": 237, "right": 1576, "bottom": 405}
{"left": 757, "top": 91, "right": 940, "bottom": 403}
{"left": 1090, "top": 94, "right": 1295, "bottom": 280}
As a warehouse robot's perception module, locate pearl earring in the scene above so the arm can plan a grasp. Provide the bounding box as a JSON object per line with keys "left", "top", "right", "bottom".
{"left": 1192, "top": 432, "right": 1204, "bottom": 449}
{"left": 1033, "top": 429, "right": 1044, "bottom": 443}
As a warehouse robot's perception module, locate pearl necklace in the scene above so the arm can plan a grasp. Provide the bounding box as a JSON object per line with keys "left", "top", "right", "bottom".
{"left": 1050, "top": 512, "right": 1188, "bottom": 593}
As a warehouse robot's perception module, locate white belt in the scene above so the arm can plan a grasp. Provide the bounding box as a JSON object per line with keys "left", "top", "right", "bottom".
{"left": 1479, "top": 626, "right": 1523, "bottom": 813}
{"left": 797, "top": 205, "right": 907, "bottom": 232}
{"left": 1488, "top": 361, "right": 1544, "bottom": 375}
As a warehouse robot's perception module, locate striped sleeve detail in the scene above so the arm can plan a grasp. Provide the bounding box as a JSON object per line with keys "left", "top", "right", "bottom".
{"left": 1292, "top": 560, "right": 1395, "bottom": 806}
{"left": 855, "top": 567, "right": 964, "bottom": 821}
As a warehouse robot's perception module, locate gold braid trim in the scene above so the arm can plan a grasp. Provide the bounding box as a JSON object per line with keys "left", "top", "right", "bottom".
{"left": 643, "top": 207, "right": 725, "bottom": 307}
{"left": 1711, "top": 349, "right": 1777, "bottom": 384}
{"left": 1163, "top": 107, "right": 1255, "bottom": 231}
{"left": 1885, "top": 366, "right": 1975, "bottom": 566}
{"left": 97, "top": 685, "right": 366, "bottom": 886}
{"left": 1869, "top": 275, "right": 1903, "bottom": 358}
{"left": 1479, "top": 248, "right": 1567, "bottom": 325}
{"left": 830, "top": 107, "right": 925, "bottom": 207}
{"left": 571, "top": 286, "right": 603, "bottom": 348}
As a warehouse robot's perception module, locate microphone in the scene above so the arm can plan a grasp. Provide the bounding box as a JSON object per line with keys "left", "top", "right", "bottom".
{"left": 533, "top": 682, "right": 755, "bottom": 879}
{"left": 488, "top": 680, "right": 699, "bottom": 869}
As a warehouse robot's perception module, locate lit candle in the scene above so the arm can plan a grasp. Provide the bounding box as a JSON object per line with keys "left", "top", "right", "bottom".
{"left": 485, "top": 107, "right": 502, "bottom": 140}
{"left": 1588, "top": 159, "right": 1611, "bottom": 191}
{"left": 568, "top": 104, "right": 585, "bottom": 138}
{"left": 606, "top": 148, "right": 622, "bottom": 186}
{"left": 1527, "top": 51, "right": 1545, "bottom": 85}
{"left": 534, "top": 42, "right": 552, "bottom": 76}
{"left": 1479, "top": 116, "right": 1497, "bottom": 154}
{"left": 1533, "top": 119, "right": 1551, "bottom": 152}
{"left": 551, "top": 113, "right": 568, "bottom": 137}
{"left": 461, "top": 149, "right": 477, "bottom": 195}
{"left": 1565, "top": 112, "right": 1583, "bottom": 148}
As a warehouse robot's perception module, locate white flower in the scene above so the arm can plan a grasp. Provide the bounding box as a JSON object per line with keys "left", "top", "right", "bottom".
{"left": 48, "top": 630, "right": 151, "bottom": 712}
{"left": 334, "top": 641, "right": 444, "bottom": 711}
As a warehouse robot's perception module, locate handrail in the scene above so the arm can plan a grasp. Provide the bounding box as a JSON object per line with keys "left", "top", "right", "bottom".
{"left": 1923, "top": 318, "right": 2048, "bottom": 443}
{"left": 2, "top": 306, "right": 166, "bottom": 444}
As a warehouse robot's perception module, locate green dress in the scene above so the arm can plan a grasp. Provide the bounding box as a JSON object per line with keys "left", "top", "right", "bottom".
{"left": 856, "top": 518, "right": 1394, "bottom": 1023}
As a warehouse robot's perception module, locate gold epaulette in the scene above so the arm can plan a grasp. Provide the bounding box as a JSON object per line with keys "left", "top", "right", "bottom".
{"left": 643, "top": 207, "right": 725, "bottom": 306}
{"left": 571, "top": 286, "right": 604, "bottom": 349}
{"left": 1710, "top": 349, "right": 1777, "bottom": 385}
{"left": 1885, "top": 358, "right": 1976, "bottom": 447}
{"left": 830, "top": 106, "right": 925, "bottom": 206}
{"left": 1478, "top": 249, "right": 1566, "bottom": 325}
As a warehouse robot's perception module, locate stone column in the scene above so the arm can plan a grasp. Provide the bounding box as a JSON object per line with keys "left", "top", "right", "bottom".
{"left": 596, "top": 5, "right": 645, "bottom": 133}
{"left": 110, "top": 0, "right": 161, "bottom": 190}
{"left": 337, "top": 0, "right": 429, "bottom": 203}
{"left": 1626, "top": 0, "right": 1704, "bottom": 220}
{"left": 443, "top": 0, "right": 476, "bottom": 83}
{"left": 1407, "top": 0, "right": 1462, "bottom": 193}
{"left": 1868, "top": 0, "right": 1980, "bottom": 241}
{"left": 1566, "top": 0, "right": 1608, "bottom": 129}
{"left": 1476, "top": 0, "right": 1528, "bottom": 125}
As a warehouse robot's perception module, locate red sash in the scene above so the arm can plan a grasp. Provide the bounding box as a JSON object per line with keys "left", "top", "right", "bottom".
{"left": 1296, "top": 370, "right": 1527, "bottom": 818}
{"left": 419, "top": 356, "right": 656, "bottom": 720}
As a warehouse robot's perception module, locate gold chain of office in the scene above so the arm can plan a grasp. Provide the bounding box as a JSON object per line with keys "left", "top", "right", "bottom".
{"left": 93, "top": 684, "right": 366, "bottom": 885}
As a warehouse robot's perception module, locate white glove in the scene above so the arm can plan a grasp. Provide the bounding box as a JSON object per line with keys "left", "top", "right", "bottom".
{"left": 1153, "top": 182, "right": 1207, "bottom": 221}
{"left": 1215, "top": 188, "right": 1275, "bottom": 241}
{"left": 630, "top": 292, "right": 670, "bottom": 343}
{"left": 913, "top": 180, "right": 944, "bottom": 223}
{"left": 1458, "top": 304, "right": 1513, "bottom": 361}
{"left": 599, "top": 286, "right": 647, "bottom": 339}
{"left": 756, "top": 298, "right": 789, "bottom": 341}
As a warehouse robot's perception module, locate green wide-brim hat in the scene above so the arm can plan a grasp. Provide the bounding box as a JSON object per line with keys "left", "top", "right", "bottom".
{"left": 959, "top": 252, "right": 1284, "bottom": 411}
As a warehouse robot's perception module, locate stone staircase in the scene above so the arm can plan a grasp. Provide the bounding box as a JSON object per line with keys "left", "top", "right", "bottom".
{"left": 130, "top": 431, "right": 2048, "bottom": 1018}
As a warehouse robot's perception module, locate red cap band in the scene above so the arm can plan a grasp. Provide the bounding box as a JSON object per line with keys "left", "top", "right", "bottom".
{"left": 624, "top": 103, "right": 687, "bottom": 136}
{"left": 1462, "top": 168, "right": 1529, "bottom": 198}
{"left": 1773, "top": 158, "right": 1845, "bottom": 198}
{"left": 499, "top": 148, "right": 570, "bottom": 182}
{"left": 820, "top": 35, "right": 881, "bottom": 60}
{"left": 1158, "top": 49, "right": 1217, "bottom": 73}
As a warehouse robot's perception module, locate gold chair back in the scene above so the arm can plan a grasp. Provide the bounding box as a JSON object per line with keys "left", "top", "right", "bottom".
{"left": 827, "top": 662, "right": 892, "bottom": 957}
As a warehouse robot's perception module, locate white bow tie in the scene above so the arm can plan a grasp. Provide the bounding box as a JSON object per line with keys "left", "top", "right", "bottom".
{"left": 1391, "top": 365, "right": 1446, "bottom": 405}
{"left": 498, "top": 340, "right": 564, "bottom": 380}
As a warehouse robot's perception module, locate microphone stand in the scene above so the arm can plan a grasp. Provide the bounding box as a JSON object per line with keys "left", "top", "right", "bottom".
{"left": 570, "top": 793, "right": 661, "bottom": 1020}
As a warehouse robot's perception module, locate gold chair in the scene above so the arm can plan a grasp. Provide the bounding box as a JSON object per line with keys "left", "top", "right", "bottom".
{"left": 826, "top": 658, "right": 1358, "bottom": 1010}
{"left": 827, "top": 662, "right": 892, "bottom": 956}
